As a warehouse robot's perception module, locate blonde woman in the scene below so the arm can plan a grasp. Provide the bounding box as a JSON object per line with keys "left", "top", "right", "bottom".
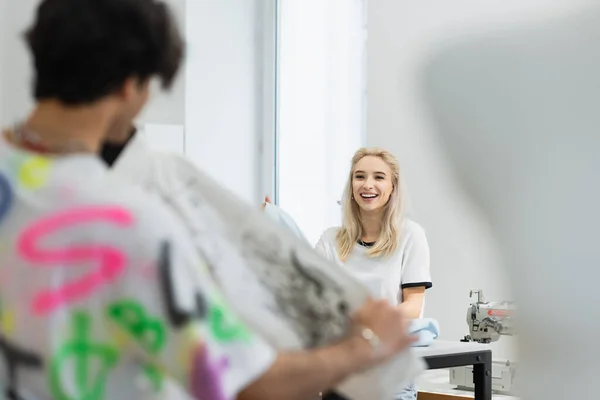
{"left": 317, "top": 147, "right": 432, "bottom": 400}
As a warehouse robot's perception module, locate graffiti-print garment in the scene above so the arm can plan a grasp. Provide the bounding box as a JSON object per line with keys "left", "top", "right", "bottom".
{"left": 0, "top": 134, "right": 275, "bottom": 400}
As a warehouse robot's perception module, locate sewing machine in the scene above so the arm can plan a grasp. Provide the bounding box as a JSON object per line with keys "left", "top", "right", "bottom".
{"left": 462, "top": 289, "right": 515, "bottom": 344}
{"left": 449, "top": 290, "right": 518, "bottom": 394}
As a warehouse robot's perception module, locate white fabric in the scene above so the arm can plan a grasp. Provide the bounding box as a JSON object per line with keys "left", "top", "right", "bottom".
{"left": 315, "top": 221, "right": 432, "bottom": 307}
{"left": 110, "top": 134, "right": 426, "bottom": 400}
{"left": 262, "top": 202, "right": 309, "bottom": 243}
{"left": 0, "top": 135, "right": 275, "bottom": 400}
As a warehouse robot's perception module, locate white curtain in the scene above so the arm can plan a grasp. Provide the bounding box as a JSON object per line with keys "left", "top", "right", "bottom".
{"left": 277, "top": 0, "right": 367, "bottom": 245}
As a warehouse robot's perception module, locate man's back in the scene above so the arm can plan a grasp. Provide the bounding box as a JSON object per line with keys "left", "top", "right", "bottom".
{"left": 0, "top": 135, "right": 274, "bottom": 399}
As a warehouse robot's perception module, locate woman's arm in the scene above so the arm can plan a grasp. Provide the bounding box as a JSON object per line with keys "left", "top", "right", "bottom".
{"left": 399, "top": 287, "right": 426, "bottom": 319}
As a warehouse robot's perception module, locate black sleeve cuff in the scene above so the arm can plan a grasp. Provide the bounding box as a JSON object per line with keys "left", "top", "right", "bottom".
{"left": 401, "top": 281, "right": 433, "bottom": 290}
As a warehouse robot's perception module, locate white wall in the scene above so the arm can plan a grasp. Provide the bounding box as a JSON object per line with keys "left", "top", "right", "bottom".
{"left": 0, "top": 0, "right": 36, "bottom": 126}
{"left": 185, "top": 0, "right": 274, "bottom": 204}
{"left": 366, "top": 0, "right": 585, "bottom": 360}
{"left": 0, "top": 0, "right": 186, "bottom": 126}
{"left": 137, "top": 0, "right": 186, "bottom": 126}
{"left": 0, "top": 0, "right": 5, "bottom": 125}
{"left": 0, "top": 0, "right": 272, "bottom": 204}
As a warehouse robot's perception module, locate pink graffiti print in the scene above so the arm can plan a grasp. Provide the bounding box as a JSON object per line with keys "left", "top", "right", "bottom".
{"left": 17, "top": 206, "right": 134, "bottom": 315}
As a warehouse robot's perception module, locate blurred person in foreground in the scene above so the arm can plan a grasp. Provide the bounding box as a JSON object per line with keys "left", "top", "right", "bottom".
{"left": 422, "top": 5, "right": 600, "bottom": 400}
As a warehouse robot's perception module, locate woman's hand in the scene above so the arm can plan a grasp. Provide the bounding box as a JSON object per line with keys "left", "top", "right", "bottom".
{"left": 261, "top": 195, "right": 272, "bottom": 211}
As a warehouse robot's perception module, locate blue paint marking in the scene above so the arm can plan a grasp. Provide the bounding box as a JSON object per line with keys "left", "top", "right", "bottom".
{"left": 0, "top": 173, "right": 13, "bottom": 224}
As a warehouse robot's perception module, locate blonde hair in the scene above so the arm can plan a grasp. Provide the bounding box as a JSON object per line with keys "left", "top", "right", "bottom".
{"left": 336, "top": 147, "right": 405, "bottom": 262}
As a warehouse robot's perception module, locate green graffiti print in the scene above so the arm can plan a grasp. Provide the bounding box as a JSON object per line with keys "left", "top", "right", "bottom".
{"left": 107, "top": 300, "right": 167, "bottom": 392}
{"left": 106, "top": 300, "right": 166, "bottom": 354}
{"left": 141, "top": 364, "right": 163, "bottom": 391}
{"left": 208, "top": 300, "right": 251, "bottom": 342}
{"left": 49, "top": 312, "right": 119, "bottom": 400}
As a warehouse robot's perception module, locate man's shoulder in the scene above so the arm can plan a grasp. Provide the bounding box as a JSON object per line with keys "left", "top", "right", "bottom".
{"left": 152, "top": 152, "right": 202, "bottom": 186}
{"left": 88, "top": 176, "right": 187, "bottom": 241}
{"left": 114, "top": 137, "right": 204, "bottom": 194}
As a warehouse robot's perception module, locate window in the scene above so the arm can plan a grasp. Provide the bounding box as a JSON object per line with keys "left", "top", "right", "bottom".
{"left": 276, "top": 0, "right": 367, "bottom": 245}
{"left": 185, "top": 0, "right": 278, "bottom": 203}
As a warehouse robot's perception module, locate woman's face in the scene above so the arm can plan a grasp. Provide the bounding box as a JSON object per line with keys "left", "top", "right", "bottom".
{"left": 352, "top": 156, "right": 394, "bottom": 213}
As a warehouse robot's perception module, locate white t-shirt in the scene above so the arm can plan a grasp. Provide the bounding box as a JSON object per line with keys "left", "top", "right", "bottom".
{"left": 0, "top": 135, "right": 274, "bottom": 400}
{"left": 315, "top": 220, "right": 432, "bottom": 307}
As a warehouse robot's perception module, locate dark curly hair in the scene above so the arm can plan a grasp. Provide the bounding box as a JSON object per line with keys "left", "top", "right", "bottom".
{"left": 24, "top": 0, "right": 184, "bottom": 105}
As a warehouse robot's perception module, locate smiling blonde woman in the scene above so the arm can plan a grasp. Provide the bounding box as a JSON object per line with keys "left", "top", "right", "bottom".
{"left": 317, "top": 147, "right": 433, "bottom": 400}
